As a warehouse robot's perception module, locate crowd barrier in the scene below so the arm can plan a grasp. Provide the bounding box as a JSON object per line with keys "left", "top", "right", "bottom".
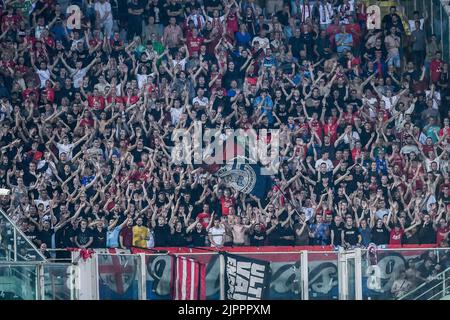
{"left": 1, "top": 245, "right": 449, "bottom": 300}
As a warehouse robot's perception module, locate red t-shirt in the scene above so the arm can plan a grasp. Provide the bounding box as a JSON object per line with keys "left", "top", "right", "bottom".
{"left": 186, "top": 35, "right": 204, "bottom": 55}
{"left": 119, "top": 226, "right": 133, "bottom": 248}
{"left": 43, "top": 87, "right": 55, "bottom": 102}
{"left": 309, "top": 119, "right": 323, "bottom": 140}
{"left": 436, "top": 226, "right": 450, "bottom": 245}
{"left": 87, "top": 95, "right": 106, "bottom": 110}
{"left": 79, "top": 118, "right": 95, "bottom": 127}
{"left": 389, "top": 229, "right": 404, "bottom": 245}
{"left": 430, "top": 59, "right": 442, "bottom": 83}
{"left": 323, "top": 122, "right": 338, "bottom": 143}
{"left": 197, "top": 212, "right": 211, "bottom": 229}
{"left": 220, "top": 196, "right": 235, "bottom": 216}
{"left": 351, "top": 147, "right": 362, "bottom": 162}
{"left": 106, "top": 95, "right": 124, "bottom": 104}
{"left": 439, "top": 127, "right": 450, "bottom": 143}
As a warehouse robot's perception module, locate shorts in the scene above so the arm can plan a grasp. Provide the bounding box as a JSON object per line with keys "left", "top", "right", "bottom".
{"left": 387, "top": 54, "right": 401, "bottom": 68}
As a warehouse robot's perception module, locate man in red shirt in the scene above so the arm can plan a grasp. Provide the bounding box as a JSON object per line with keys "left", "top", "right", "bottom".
{"left": 119, "top": 218, "right": 134, "bottom": 249}
{"left": 220, "top": 189, "right": 236, "bottom": 217}
{"left": 430, "top": 51, "right": 443, "bottom": 84}
{"left": 185, "top": 28, "right": 207, "bottom": 56}
{"left": 436, "top": 218, "right": 450, "bottom": 246}
{"left": 197, "top": 203, "right": 212, "bottom": 229}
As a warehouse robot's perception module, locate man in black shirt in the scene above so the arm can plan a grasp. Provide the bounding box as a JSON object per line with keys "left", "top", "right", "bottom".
{"left": 288, "top": 28, "right": 305, "bottom": 60}
{"left": 152, "top": 215, "right": 171, "bottom": 247}
{"left": 128, "top": 0, "right": 145, "bottom": 40}
{"left": 342, "top": 216, "right": 361, "bottom": 248}
{"left": 91, "top": 220, "right": 107, "bottom": 248}
{"left": 74, "top": 220, "right": 93, "bottom": 248}
{"left": 418, "top": 214, "right": 436, "bottom": 244}
{"left": 38, "top": 220, "right": 54, "bottom": 248}
{"left": 189, "top": 221, "right": 208, "bottom": 246}
{"left": 330, "top": 215, "right": 344, "bottom": 247}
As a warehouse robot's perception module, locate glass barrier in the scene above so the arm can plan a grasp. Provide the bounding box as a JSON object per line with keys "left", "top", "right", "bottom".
{"left": 307, "top": 251, "right": 339, "bottom": 300}
{"left": 361, "top": 248, "right": 450, "bottom": 300}
{"left": 0, "top": 210, "right": 45, "bottom": 262}
{"left": 0, "top": 264, "right": 38, "bottom": 300}
{"left": 43, "top": 264, "right": 72, "bottom": 300}
{"left": 97, "top": 254, "right": 140, "bottom": 300}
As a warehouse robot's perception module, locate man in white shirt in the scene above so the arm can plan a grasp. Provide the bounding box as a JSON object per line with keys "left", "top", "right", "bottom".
{"left": 208, "top": 218, "right": 225, "bottom": 248}
{"left": 94, "top": 0, "right": 114, "bottom": 37}
{"left": 60, "top": 54, "right": 99, "bottom": 89}
{"left": 315, "top": 151, "right": 334, "bottom": 172}
{"left": 251, "top": 29, "right": 270, "bottom": 53}
{"left": 408, "top": 10, "right": 427, "bottom": 32}
{"left": 192, "top": 88, "right": 209, "bottom": 107}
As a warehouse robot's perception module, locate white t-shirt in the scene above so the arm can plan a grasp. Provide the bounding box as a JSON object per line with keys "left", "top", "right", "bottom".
{"left": 171, "top": 58, "right": 187, "bottom": 70}
{"left": 36, "top": 69, "right": 50, "bottom": 88}
{"left": 170, "top": 107, "right": 183, "bottom": 125}
{"left": 94, "top": 1, "right": 113, "bottom": 23}
{"left": 71, "top": 68, "right": 88, "bottom": 88}
{"left": 192, "top": 96, "right": 209, "bottom": 107}
{"left": 408, "top": 19, "right": 424, "bottom": 32}
{"left": 209, "top": 226, "right": 225, "bottom": 247}
{"left": 56, "top": 143, "right": 75, "bottom": 159}
{"left": 315, "top": 158, "right": 334, "bottom": 171}
{"left": 381, "top": 95, "right": 400, "bottom": 111}
{"left": 136, "top": 73, "right": 148, "bottom": 89}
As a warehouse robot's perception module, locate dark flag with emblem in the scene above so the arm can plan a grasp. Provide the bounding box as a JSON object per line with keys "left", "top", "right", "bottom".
{"left": 223, "top": 253, "right": 271, "bottom": 300}
{"left": 217, "top": 158, "right": 272, "bottom": 199}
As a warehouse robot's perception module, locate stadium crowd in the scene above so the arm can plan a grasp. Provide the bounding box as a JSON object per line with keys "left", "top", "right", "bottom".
{"left": 0, "top": 0, "right": 449, "bottom": 256}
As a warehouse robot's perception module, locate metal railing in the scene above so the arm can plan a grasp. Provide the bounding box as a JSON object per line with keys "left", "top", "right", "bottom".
{"left": 398, "top": 266, "right": 450, "bottom": 300}
{"left": 0, "top": 261, "right": 74, "bottom": 300}
{"left": 0, "top": 209, "right": 46, "bottom": 262}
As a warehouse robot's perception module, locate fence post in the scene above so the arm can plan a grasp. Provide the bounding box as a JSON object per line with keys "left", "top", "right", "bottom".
{"left": 138, "top": 253, "right": 147, "bottom": 300}
{"left": 443, "top": 271, "right": 447, "bottom": 299}
{"left": 431, "top": 0, "right": 434, "bottom": 34}
{"left": 354, "top": 248, "right": 363, "bottom": 300}
{"left": 13, "top": 228, "right": 17, "bottom": 261}
{"left": 300, "top": 251, "right": 309, "bottom": 300}
{"left": 36, "top": 264, "right": 45, "bottom": 300}
{"left": 338, "top": 248, "right": 348, "bottom": 300}
{"left": 219, "top": 253, "right": 225, "bottom": 300}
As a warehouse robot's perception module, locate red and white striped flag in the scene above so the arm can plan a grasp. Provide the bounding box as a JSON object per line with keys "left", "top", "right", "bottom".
{"left": 171, "top": 256, "right": 206, "bottom": 300}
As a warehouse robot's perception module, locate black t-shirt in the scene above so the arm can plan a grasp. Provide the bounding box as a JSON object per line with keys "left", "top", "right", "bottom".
{"left": 371, "top": 225, "right": 389, "bottom": 245}
{"left": 25, "top": 229, "right": 40, "bottom": 246}
{"left": 55, "top": 224, "right": 74, "bottom": 248}
{"left": 191, "top": 229, "right": 207, "bottom": 246}
{"left": 418, "top": 222, "right": 436, "bottom": 244}
{"left": 171, "top": 229, "right": 188, "bottom": 246}
{"left": 222, "top": 69, "right": 244, "bottom": 88}
{"left": 92, "top": 227, "right": 107, "bottom": 248}
{"left": 154, "top": 224, "right": 171, "bottom": 247}
{"left": 128, "top": 1, "right": 145, "bottom": 20}
{"left": 343, "top": 226, "right": 360, "bottom": 245}
{"left": 75, "top": 228, "right": 93, "bottom": 247}
{"left": 330, "top": 221, "right": 344, "bottom": 246}
{"left": 38, "top": 228, "right": 54, "bottom": 247}
{"left": 250, "top": 229, "right": 266, "bottom": 246}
